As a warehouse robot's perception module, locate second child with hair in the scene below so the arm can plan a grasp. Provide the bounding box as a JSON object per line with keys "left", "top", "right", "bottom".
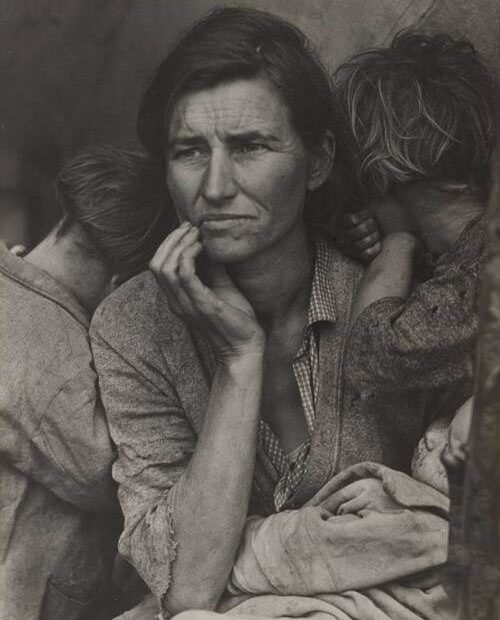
{"left": 332, "top": 31, "right": 496, "bottom": 483}
{"left": 0, "top": 145, "right": 167, "bottom": 620}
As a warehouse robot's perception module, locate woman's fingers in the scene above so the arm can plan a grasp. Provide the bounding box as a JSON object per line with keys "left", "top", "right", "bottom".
{"left": 178, "top": 248, "right": 223, "bottom": 310}
{"left": 149, "top": 223, "right": 201, "bottom": 315}
{"left": 321, "top": 479, "right": 389, "bottom": 514}
{"left": 150, "top": 222, "right": 263, "bottom": 355}
{"left": 336, "top": 496, "right": 367, "bottom": 515}
{"left": 149, "top": 224, "right": 196, "bottom": 291}
{"left": 321, "top": 482, "right": 360, "bottom": 514}
{"left": 149, "top": 221, "right": 193, "bottom": 271}
{"left": 177, "top": 241, "right": 219, "bottom": 315}
{"left": 158, "top": 227, "right": 200, "bottom": 285}
{"left": 205, "top": 261, "right": 234, "bottom": 289}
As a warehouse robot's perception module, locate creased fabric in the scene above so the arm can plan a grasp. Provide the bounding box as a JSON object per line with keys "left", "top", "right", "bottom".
{"left": 228, "top": 462, "right": 449, "bottom": 598}
{"left": 221, "top": 584, "right": 455, "bottom": 620}
{"left": 0, "top": 243, "right": 117, "bottom": 620}
{"left": 112, "top": 432, "right": 455, "bottom": 620}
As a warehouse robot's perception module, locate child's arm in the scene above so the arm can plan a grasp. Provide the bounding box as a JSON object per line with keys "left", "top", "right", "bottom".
{"left": 347, "top": 196, "right": 419, "bottom": 326}
{"left": 350, "top": 232, "right": 419, "bottom": 327}
{"left": 348, "top": 216, "right": 484, "bottom": 392}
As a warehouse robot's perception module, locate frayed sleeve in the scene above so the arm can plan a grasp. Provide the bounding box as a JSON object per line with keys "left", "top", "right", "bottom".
{"left": 90, "top": 317, "right": 196, "bottom": 604}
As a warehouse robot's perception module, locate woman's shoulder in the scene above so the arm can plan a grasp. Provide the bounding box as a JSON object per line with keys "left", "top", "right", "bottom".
{"left": 91, "top": 270, "right": 188, "bottom": 347}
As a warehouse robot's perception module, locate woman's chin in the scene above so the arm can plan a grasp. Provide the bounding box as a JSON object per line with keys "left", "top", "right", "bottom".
{"left": 201, "top": 238, "right": 256, "bottom": 265}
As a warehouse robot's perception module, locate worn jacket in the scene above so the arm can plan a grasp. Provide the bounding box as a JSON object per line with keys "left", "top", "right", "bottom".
{"left": 0, "top": 243, "right": 117, "bottom": 620}
{"left": 90, "top": 229, "right": 479, "bottom": 606}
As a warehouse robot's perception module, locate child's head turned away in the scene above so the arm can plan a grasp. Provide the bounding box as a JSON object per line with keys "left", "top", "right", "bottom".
{"left": 334, "top": 31, "right": 498, "bottom": 201}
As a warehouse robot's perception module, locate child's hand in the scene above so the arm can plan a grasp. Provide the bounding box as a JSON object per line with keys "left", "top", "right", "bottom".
{"left": 441, "top": 398, "right": 474, "bottom": 470}
{"left": 333, "top": 209, "right": 382, "bottom": 263}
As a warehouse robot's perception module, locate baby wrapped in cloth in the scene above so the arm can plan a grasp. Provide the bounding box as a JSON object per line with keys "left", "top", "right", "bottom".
{"left": 213, "top": 413, "right": 455, "bottom": 620}
{"left": 118, "top": 413, "right": 456, "bottom": 620}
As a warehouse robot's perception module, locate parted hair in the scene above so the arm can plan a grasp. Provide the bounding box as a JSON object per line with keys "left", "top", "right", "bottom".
{"left": 334, "top": 31, "right": 498, "bottom": 199}
{"left": 56, "top": 145, "right": 170, "bottom": 276}
{"left": 137, "top": 6, "right": 358, "bottom": 222}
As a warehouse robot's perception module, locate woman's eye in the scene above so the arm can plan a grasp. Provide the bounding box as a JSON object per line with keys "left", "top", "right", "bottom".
{"left": 172, "top": 147, "right": 207, "bottom": 161}
{"left": 234, "top": 143, "right": 267, "bottom": 155}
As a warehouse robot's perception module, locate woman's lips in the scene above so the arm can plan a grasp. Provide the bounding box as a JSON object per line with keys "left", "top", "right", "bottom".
{"left": 199, "top": 215, "right": 253, "bottom": 230}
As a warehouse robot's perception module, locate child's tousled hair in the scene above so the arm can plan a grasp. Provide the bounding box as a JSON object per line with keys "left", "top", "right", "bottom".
{"left": 334, "top": 30, "right": 498, "bottom": 200}
{"left": 56, "top": 145, "right": 172, "bottom": 277}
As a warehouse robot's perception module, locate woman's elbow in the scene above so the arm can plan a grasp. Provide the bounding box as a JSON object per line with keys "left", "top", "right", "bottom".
{"left": 172, "top": 610, "right": 221, "bottom": 620}
{"left": 163, "top": 584, "right": 221, "bottom": 617}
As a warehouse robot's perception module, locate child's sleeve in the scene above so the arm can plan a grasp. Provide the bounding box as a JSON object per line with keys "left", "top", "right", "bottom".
{"left": 348, "top": 217, "right": 485, "bottom": 392}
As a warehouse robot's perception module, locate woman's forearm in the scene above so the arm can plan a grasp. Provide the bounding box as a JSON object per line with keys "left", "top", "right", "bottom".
{"left": 164, "top": 350, "right": 264, "bottom": 615}
{"left": 229, "top": 468, "right": 449, "bottom": 597}
{"left": 350, "top": 232, "right": 418, "bottom": 327}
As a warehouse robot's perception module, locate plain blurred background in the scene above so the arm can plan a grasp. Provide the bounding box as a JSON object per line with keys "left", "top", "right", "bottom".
{"left": 1, "top": 0, "right": 499, "bottom": 246}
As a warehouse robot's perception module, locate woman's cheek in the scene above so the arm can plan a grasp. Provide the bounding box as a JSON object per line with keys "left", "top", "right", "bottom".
{"left": 246, "top": 156, "right": 306, "bottom": 205}
{"left": 167, "top": 172, "right": 196, "bottom": 219}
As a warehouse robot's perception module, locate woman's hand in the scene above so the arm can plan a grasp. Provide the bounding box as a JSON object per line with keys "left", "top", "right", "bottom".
{"left": 150, "top": 223, "right": 265, "bottom": 614}
{"left": 321, "top": 478, "right": 400, "bottom": 515}
{"left": 149, "top": 222, "right": 265, "bottom": 361}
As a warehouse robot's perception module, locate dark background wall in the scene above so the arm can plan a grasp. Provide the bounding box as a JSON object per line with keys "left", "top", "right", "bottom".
{"left": 1, "top": 0, "right": 499, "bottom": 245}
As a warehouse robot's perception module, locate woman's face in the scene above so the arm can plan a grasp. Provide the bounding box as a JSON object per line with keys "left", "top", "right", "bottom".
{"left": 165, "top": 76, "right": 322, "bottom": 264}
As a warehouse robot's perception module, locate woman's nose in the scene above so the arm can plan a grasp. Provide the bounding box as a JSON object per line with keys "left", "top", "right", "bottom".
{"left": 202, "top": 150, "right": 237, "bottom": 204}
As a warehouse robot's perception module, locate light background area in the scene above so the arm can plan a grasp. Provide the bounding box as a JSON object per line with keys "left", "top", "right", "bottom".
{"left": 1, "top": 0, "right": 498, "bottom": 244}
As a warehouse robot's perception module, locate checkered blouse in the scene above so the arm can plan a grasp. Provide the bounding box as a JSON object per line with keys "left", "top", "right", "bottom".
{"left": 257, "top": 240, "right": 337, "bottom": 511}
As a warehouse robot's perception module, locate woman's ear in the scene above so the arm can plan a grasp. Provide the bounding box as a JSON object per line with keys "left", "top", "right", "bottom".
{"left": 307, "top": 131, "right": 336, "bottom": 191}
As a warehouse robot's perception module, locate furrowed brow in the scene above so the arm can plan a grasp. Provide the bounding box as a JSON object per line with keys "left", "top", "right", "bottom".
{"left": 227, "top": 130, "right": 278, "bottom": 142}
{"left": 168, "top": 135, "right": 206, "bottom": 148}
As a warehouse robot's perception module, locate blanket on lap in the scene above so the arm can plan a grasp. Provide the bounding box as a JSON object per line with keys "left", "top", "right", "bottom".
{"left": 117, "top": 427, "right": 454, "bottom": 620}
{"left": 217, "top": 461, "right": 453, "bottom": 620}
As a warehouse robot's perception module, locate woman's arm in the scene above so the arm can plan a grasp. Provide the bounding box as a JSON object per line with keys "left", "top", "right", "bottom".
{"left": 165, "top": 352, "right": 263, "bottom": 614}
{"left": 91, "top": 293, "right": 264, "bottom": 615}
{"left": 227, "top": 466, "right": 449, "bottom": 597}
{"left": 147, "top": 224, "right": 266, "bottom": 615}
{"left": 91, "top": 223, "right": 267, "bottom": 616}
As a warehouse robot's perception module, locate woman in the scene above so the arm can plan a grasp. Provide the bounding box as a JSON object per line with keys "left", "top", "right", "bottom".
{"left": 90, "top": 9, "right": 472, "bottom": 619}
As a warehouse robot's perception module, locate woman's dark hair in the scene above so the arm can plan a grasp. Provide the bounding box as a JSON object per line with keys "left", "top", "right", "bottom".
{"left": 137, "top": 6, "right": 358, "bottom": 223}
{"left": 56, "top": 145, "right": 171, "bottom": 277}
{"left": 333, "top": 30, "right": 498, "bottom": 200}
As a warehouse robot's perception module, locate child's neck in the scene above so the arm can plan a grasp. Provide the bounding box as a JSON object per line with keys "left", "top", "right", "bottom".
{"left": 396, "top": 182, "right": 483, "bottom": 255}
{"left": 25, "top": 224, "right": 111, "bottom": 313}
